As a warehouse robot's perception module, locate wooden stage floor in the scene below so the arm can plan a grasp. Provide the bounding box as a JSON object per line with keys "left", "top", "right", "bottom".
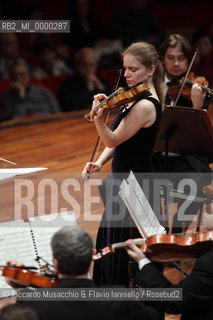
{"left": 0, "top": 111, "right": 111, "bottom": 240}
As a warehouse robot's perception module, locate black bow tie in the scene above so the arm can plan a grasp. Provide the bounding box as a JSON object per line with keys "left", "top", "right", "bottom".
{"left": 166, "top": 79, "right": 179, "bottom": 87}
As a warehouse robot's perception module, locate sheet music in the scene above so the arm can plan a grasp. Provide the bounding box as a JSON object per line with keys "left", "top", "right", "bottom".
{"left": 0, "top": 211, "right": 76, "bottom": 290}
{"left": 0, "top": 167, "right": 48, "bottom": 181}
{"left": 119, "top": 171, "right": 165, "bottom": 238}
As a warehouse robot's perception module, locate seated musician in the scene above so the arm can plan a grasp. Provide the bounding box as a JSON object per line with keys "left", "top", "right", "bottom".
{"left": 160, "top": 33, "right": 211, "bottom": 109}
{"left": 153, "top": 34, "right": 212, "bottom": 232}
{"left": 4, "top": 226, "right": 163, "bottom": 320}
{"left": 125, "top": 209, "right": 213, "bottom": 320}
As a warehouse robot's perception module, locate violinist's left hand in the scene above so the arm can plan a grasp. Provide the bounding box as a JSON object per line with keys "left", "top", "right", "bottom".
{"left": 202, "top": 211, "right": 213, "bottom": 230}
{"left": 125, "top": 239, "right": 146, "bottom": 264}
{"left": 5, "top": 260, "right": 25, "bottom": 268}
{"left": 191, "top": 83, "right": 206, "bottom": 109}
{"left": 92, "top": 93, "right": 108, "bottom": 118}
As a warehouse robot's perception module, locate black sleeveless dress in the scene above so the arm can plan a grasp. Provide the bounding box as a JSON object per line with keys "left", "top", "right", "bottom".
{"left": 93, "top": 95, "right": 162, "bottom": 287}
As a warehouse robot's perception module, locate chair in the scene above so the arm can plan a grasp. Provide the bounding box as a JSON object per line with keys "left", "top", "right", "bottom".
{"left": 43, "top": 74, "right": 71, "bottom": 102}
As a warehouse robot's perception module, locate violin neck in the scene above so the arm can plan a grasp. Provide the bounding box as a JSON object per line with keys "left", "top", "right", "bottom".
{"left": 111, "top": 239, "right": 145, "bottom": 251}
{"left": 93, "top": 90, "right": 118, "bottom": 111}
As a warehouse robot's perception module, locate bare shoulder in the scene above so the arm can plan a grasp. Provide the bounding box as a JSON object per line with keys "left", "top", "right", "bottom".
{"left": 128, "top": 97, "right": 158, "bottom": 127}
{"left": 132, "top": 98, "right": 157, "bottom": 115}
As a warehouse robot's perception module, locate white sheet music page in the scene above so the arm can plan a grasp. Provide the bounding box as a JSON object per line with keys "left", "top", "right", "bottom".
{"left": 0, "top": 211, "right": 76, "bottom": 292}
{"left": 119, "top": 171, "right": 166, "bottom": 238}
{"left": 0, "top": 167, "right": 48, "bottom": 181}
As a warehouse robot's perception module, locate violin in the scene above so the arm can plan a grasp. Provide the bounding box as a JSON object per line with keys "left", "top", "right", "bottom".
{"left": 93, "top": 231, "right": 213, "bottom": 263}
{"left": 84, "top": 82, "right": 149, "bottom": 122}
{"left": 1, "top": 266, "right": 58, "bottom": 288}
{"left": 167, "top": 72, "right": 213, "bottom": 101}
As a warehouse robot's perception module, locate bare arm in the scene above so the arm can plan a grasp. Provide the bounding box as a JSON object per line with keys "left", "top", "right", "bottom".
{"left": 93, "top": 95, "right": 157, "bottom": 148}
{"left": 82, "top": 147, "right": 114, "bottom": 180}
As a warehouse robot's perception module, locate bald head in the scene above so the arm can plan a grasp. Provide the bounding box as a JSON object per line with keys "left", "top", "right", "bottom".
{"left": 75, "top": 47, "right": 97, "bottom": 76}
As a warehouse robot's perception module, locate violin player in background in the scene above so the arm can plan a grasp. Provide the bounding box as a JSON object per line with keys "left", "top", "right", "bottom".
{"left": 82, "top": 42, "right": 164, "bottom": 286}
{"left": 159, "top": 33, "right": 210, "bottom": 109}
{"left": 152, "top": 34, "right": 212, "bottom": 232}
{"left": 125, "top": 209, "right": 213, "bottom": 320}
{"left": 4, "top": 226, "right": 163, "bottom": 320}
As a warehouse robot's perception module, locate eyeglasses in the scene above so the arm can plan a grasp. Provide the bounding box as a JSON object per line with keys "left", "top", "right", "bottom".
{"left": 164, "top": 55, "right": 187, "bottom": 63}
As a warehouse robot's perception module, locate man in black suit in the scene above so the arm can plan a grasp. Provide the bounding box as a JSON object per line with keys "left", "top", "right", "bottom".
{"left": 126, "top": 240, "right": 213, "bottom": 320}
{"left": 8, "top": 226, "right": 163, "bottom": 320}
{"left": 153, "top": 34, "right": 212, "bottom": 232}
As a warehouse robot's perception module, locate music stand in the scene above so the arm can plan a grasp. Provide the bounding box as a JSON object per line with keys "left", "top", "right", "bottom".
{"left": 154, "top": 106, "right": 213, "bottom": 169}
{"left": 154, "top": 106, "right": 213, "bottom": 232}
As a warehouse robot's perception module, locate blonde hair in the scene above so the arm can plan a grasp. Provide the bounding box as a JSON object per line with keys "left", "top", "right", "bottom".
{"left": 122, "top": 42, "right": 164, "bottom": 105}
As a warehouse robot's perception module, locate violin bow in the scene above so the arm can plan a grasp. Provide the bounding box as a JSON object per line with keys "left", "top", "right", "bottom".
{"left": 174, "top": 49, "right": 198, "bottom": 107}
{"left": 88, "top": 69, "right": 122, "bottom": 165}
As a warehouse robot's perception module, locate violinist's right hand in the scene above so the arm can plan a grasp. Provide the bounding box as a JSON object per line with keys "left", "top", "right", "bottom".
{"left": 191, "top": 83, "right": 206, "bottom": 109}
{"left": 82, "top": 161, "right": 101, "bottom": 181}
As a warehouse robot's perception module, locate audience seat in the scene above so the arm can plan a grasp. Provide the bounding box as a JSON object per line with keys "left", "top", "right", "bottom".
{"left": 0, "top": 80, "right": 9, "bottom": 95}
{"left": 0, "top": 78, "right": 44, "bottom": 95}
{"left": 43, "top": 74, "right": 71, "bottom": 102}
{"left": 97, "top": 67, "right": 119, "bottom": 89}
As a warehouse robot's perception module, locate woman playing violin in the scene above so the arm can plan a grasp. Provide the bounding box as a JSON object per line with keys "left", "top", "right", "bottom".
{"left": 82, "top": 42, "right": 164, "bottom": 286}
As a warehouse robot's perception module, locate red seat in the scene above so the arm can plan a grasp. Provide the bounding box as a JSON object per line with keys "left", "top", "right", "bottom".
{"left": 0, "top": 80, "right": 9, "bottom": 94}
{"left": 0, "top": 78, "right": 44, "bottom": 95}
{"left": 43, "top": 74, "right": 71, "bottom": 101}
{"left": 31, "top": 78, "right": 45, "bottom": 86}
{"left": 97, "top": 67, "right": 119, "bottom": 88}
